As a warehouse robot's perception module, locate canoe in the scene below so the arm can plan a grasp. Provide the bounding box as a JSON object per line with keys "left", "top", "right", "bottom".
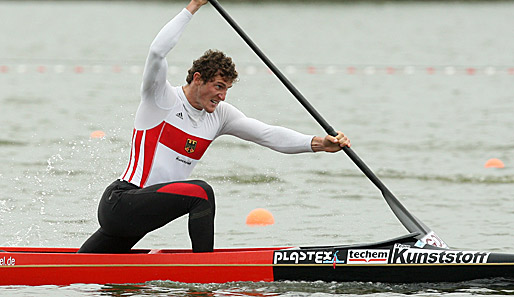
{"left": 1, "top": 233, "right": 513, "bottom": 286}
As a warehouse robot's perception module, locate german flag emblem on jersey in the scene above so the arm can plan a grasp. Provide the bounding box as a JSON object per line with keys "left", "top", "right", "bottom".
{"left": 185, "top": 139, "right": 197, "bottom": 154}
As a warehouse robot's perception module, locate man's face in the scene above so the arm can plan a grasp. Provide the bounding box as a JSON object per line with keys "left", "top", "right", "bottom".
{"left": 192, "top": 73, "right": 233, "bottom": 113}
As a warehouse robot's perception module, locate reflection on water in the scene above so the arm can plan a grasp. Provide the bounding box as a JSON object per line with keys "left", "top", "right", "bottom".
{"left": 23, "top": 279, "right": 510, "bottom": 296}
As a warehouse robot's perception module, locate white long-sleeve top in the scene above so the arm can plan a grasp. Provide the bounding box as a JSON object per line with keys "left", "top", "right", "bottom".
{"left": 120, "top": 8, "right": 314, "bottom": 188}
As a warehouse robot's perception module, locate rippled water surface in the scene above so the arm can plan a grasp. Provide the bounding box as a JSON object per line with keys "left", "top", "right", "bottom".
{"left": 1, "top": 1, "right": 513, "bottom": 296}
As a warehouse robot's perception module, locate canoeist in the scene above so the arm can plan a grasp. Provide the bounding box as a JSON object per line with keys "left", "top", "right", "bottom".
{"left": 78, "top": 0, "right": 350, "bottom": 254}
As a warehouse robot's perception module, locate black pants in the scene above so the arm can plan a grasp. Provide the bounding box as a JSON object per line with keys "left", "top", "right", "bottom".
{"left": 78, "top": 179, "right": 215, "bottom": 253}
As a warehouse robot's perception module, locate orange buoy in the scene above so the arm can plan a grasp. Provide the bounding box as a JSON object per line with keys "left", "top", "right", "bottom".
{"left": 246, "top": 208, "right": 275, "bottom": 226}
{"left": 484, "top": 158, "right": 505, "bottom": 168}
{"left": 90, "top": 130, "right": 106, "bottom": 139}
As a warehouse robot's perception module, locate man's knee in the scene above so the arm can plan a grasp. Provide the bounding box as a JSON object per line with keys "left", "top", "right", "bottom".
{"left": 190, "top": 180, "right": 214, "bottom": 199}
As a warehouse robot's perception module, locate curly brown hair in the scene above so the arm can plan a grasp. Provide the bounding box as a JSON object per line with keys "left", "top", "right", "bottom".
{"left": 186, "top": 49, "right": 238, "bottom": 84}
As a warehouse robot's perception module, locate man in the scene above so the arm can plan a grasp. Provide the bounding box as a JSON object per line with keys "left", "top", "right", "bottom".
{"left": 78, "top": 0, "right": 350, "bottom": 254}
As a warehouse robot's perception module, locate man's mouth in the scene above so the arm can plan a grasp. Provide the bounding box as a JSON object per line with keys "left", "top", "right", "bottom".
{"left": 210, "top": 100, "right": 219, "bottom": 105}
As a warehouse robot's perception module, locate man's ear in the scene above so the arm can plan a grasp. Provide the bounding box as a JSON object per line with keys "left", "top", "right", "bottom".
{"left": 192, "top": 72, "right": 203, "bottom": 84}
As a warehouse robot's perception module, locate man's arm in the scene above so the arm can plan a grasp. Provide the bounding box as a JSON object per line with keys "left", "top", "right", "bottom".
{"left": 141, "top": 1, "right": 206, "bottom": 107}
{"left": 218, "top": 103, "right": 350, "bottom": 154}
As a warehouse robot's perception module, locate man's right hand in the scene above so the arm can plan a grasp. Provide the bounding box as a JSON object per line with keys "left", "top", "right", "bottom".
{"left": 186, "top": 0, "right": 209, "bottom": 15}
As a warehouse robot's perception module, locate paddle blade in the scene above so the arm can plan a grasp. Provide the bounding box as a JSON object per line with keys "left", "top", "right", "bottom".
{"left": 382, "top": 190, "right": 448, "bottom": 249}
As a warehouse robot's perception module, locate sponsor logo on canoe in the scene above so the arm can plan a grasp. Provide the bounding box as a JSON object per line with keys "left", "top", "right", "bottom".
{"left": 0, "top": 256, "right": 15, "bottom": 266}
{"left": 184, "top": 139, "right": 197, "bottom": 154}
{"left": 274, "top": 250, "right": 343, "bottom": 265}
{"left": 347, "top": 249, "right": 389, "bottom": 264}
{"left": 417, "top": 231, "right": 448, "bottom": 249}
{"left": 324, "top": 251, "right": 345, "bottom": 269}
{"left": 390, "top": 244, "right": 490, "bottom": 264}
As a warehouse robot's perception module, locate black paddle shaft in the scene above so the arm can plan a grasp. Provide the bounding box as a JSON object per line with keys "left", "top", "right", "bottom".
{"left": 207, "top": 0, "right": 335, "bottom": 136}
{"left": 208, "top": 0, "right": 432, "bottom": 237}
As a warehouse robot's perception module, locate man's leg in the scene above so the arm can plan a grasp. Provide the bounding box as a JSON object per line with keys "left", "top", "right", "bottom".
{"left": 78, "top": 180, "right": 216, "bottom": 253}
{"left": 78, "top": 228, "right": 142, "bottom": 253}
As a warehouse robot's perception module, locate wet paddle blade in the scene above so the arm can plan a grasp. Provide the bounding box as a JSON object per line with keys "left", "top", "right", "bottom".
{"left": 382, "top": 190, "right": 448, "bottom": 248}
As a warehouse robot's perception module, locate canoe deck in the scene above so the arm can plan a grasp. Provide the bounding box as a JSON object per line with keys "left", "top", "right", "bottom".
{"left": 1, "top": 234, "right": 513, "bottom": 286}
